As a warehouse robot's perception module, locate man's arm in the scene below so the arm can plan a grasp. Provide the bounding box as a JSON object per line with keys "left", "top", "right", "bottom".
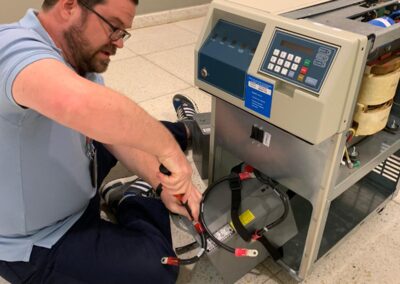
{"left": 12, "top": 58, "right": 192, "bottom": 195}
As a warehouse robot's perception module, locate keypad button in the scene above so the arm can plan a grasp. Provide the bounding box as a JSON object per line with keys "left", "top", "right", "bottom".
{"left": 305, "top": 76, "right": 318, "bottom": 87}
{"left": 297, "top": 74, "right": 305, "bottom": 82}
{"left": 284, "top": 61, "right": 291, "bottom": 68}
{"left": 287, "top": 54, "right": 294, "bottom": 61}
{"left": 281, "top": 68, "right": 288, "bottom": 76}
{"left": 280, "top": 51, "right": 287, "bottom": 58}
{"left": 300, "top": 66, "right": 308, "bottom": 75}
{"left": 270, "top": 56, "right": 277, "bottom": 63}
{"left": 268, "top": 63, "right": 274, "bottom": 70}
{"left": 304, "top": 59, "right": 311, "bottom": 67}
{"left": 277, "top": 59, "right": 284, "bottom": 66}
{"left": 274, "top": 66, "right": 281, "bottom": 73}
{"left": 273, "top": 49, "right": 280, "bottom": 56}
{"left": 294, "top": 56, "right": 302, "bottom": 63}
{"left": 288, "top": 71, "right": 295, "bottom": 78}
{"left": 291, "top": 63, "right": 298, "bottom": 71}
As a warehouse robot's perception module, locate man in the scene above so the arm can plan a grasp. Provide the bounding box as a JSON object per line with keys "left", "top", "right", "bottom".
{"left": 0, "top": 0, "right": 202, "bottom": 283}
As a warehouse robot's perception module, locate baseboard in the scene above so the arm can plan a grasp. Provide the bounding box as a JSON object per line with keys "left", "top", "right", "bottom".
{"left": 133, "top": 4, "right": 209, "bottom": 29}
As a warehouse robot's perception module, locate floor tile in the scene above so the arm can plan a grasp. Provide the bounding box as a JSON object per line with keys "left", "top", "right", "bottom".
{"left": 125, "top": 23, "right": 198, "bottom": 55}
{"left": 177, "top": 257, "right": 223, "bottom": 284}
{"left": 262, "top": 257, "right": 283, "bottom": 275}
{"left": 174, "top": 17, "right": 206, "bottom": 36}
{"left": 111, "top": 46, "right": 137, "bottom": 62}
{"left": 103, "top": 56, "right": 190, "bottom": 103}
{"left": 145, "top": 44, "right": 196, "bottom": 85}
{"left": 138, "top": 87, "right": 212, "bottom": 121}
{"left": 332, "top": 232, "right": 400, "bottom": 284}
{"left": 264, "top": 277, "right": 282, "bottom": 284}
{"left": 392, "top": 191, "right": 400, "bottom": 204}
{"left": 236, "top": 264, "right": 275, "bottom": 284}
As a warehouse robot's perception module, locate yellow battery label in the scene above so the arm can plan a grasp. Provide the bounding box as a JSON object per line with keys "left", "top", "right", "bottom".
{"left": 230, "top": 209, "right": 255, "bottom": 230}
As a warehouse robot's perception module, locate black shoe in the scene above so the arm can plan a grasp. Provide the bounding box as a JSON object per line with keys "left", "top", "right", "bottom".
{"left": 100, "top": 176, "right": 155, "bottom": 211}
{"left": 172, "top": 94, "right": 199, "bottom": 121}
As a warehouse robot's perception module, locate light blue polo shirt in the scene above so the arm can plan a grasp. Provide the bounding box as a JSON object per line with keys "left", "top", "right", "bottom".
{"left": 0, "top": 9, "right": 103, "bottom": 262}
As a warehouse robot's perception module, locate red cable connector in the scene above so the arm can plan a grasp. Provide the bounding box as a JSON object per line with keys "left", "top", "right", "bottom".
{"left": 234, "top": 248, "right": 259, "bottom": 257}
{"left": 244, "top": 165, "right": 254, "bottom": 173}
{"left": 161, "top": 257, "right": 180, "bottom": 266}
{"left": 251, "top": 230, "right": 262, "bottom": 241}
{"left": 194, "top": 222, "right": 205, "bottom": 234}
{"left": 239, "top": 172, "right": 255, "bottom": 180}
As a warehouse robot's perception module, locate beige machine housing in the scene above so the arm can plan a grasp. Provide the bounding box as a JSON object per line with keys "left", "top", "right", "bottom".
{"left": 195, "top": 0, "right": 368, "bottom": 145}
{"left": 194, "top": 0, "right": 400, "bottom": 282}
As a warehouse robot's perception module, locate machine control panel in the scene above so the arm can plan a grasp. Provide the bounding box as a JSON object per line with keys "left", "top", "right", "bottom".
{"left": 198, "top": 20, "right": 262, "bottom": 99}
{"left": 259, "top": 29, "right": 338, "bottom": 94}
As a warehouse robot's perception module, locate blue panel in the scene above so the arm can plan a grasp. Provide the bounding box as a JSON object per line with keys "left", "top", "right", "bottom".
{"left": 198, "top": 20, "right": 262, "bottom": 99}
{"left": 260, "top": 30, "right": 338, "bottom": 94}
{"left": 245, "top": 75, "right": 274, "bottom": 118}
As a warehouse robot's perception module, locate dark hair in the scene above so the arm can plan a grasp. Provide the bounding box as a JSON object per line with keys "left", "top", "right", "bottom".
{"left": 42, "top": 0, "right": 139, "bottom": 10}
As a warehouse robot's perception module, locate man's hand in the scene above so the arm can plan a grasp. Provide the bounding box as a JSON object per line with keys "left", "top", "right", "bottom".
{"left": 160, "top": 183, "right": 202, "bottom": 222}
{"left": 157, "top": 150, "right": 194, "bottom": 196}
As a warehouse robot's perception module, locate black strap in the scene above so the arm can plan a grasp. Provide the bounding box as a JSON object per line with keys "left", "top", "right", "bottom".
{"left": 258, "top": 235, "right": 282, "bottom": 261}
{"left": 229, "top": 174, "right": 252, "bottom": 242}
{"left": 229, "top": 173, "right": 283, "bottom": 260}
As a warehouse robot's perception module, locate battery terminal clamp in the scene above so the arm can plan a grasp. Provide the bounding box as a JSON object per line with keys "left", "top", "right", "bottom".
{"left": 235, "top": 248, "right": 259, "bottom": 257}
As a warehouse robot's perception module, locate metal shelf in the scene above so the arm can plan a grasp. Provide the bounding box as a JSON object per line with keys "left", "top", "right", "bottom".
{"left": 333, "top": 125, "right": 400, "bottom": 201}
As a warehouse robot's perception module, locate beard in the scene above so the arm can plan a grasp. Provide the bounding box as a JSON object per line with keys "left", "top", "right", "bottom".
{"left": 63, "top": 19, "right": 116, "bottom": 75}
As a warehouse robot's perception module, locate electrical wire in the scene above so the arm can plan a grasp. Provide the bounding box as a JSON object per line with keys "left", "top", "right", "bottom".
{"left": 161, "top": 220, "right": 207, "bottom": 266}
{"left": 200, "top": 174, "right": 237, "bottom": 254}
{"left": 200, "top": 169, "right": 290, "bottom": 255}
{"left": 253, "top": 170, "right": 290, "bottom": 232}
{"left": 164, "top": 165, "right": 291, "bottom": 264}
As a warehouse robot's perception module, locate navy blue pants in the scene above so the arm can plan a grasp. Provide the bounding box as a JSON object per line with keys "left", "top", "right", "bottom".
{"left": 0, "top": 121, "right": 188, "bottom": 284}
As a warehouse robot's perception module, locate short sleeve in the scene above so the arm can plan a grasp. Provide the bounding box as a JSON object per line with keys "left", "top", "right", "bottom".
{"left": 0, "top": 28, "right": 63, "bottom": 109}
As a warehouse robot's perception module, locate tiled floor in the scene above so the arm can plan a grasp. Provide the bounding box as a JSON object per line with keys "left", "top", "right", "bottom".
{"left": 2, "top": 15, "right": 400, "bottom": 284}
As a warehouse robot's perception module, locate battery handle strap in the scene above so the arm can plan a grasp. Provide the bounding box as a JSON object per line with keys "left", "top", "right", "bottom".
{"left": 229, "top": 174, "right": 282, "bottom": 260}
{"left": 258, "top": 235, "right": 282, "bottom": 261}
{"left": 229, "top": 174, "right": 252, "bottom": 242}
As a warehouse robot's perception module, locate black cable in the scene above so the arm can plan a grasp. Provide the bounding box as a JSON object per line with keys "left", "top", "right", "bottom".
{"left": 161, "top": 219, "right": 207, "bottom": 266}
{"left": 253, "top": 169, "right": 290, "bottom": 231}
{"left": 176, "top": 232, "right": 207, "bottom": 265}
{"left": 200, "top": 174, "right": 237, "bottom": 254}
{"left": 175, "top": 241, "right": 199, "bottom": 255}
{"left": 158, "top": 164, "right": 207, "bottom": 266}
{"left": 200, "top": 169, "right": 291, "bottom": 255}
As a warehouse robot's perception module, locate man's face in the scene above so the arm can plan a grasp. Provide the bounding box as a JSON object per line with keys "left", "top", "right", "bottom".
{"left": 64, "top": 0, "right": 136, "bottom": 74}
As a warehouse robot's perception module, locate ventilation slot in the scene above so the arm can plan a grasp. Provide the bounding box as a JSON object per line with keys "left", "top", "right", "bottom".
{"left": 373, "top": 145, "right": 400, "bottom": 183}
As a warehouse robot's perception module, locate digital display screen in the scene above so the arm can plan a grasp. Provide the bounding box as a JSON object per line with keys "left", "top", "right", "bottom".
{"left": 280, "top": 40, "right": 313, "bottom": 55}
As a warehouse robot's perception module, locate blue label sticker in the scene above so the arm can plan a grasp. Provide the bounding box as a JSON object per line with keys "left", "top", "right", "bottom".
{"left": 245, "top": 75, "right": 273, "bottom": 118}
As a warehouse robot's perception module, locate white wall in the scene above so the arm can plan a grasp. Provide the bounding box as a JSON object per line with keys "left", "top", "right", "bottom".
{"left": 136, "top": 0, "right": 211, "bottom": 15}
{"left": 0, "top": 0, "right": 211, "bottom": 24}
{"left": 0, "top": 1, "right": 42, "bottom": 23}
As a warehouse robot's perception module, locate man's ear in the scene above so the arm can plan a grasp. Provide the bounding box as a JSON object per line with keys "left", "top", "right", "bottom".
{"left": 59, "top": 0, "right": 80, "bottom": 19}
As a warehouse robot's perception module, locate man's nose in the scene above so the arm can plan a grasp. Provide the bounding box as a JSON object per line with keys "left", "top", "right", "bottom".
{"left": 112, "top": 38, "right": 124, "bottom": 49}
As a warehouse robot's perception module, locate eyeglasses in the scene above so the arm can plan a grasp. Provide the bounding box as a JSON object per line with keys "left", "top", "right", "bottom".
{"left": 78, "top": 0, "right": 131, "bottom": 42}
